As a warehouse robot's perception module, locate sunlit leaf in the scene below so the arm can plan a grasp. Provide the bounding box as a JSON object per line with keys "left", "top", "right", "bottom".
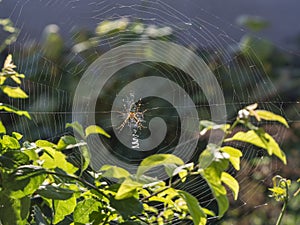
{"left": 225, "top": 130, "right": 286, "bottom": 164}
{"left": 0, "top": 103, "right": 31, "bottom": 119}
{"left": 201, "top": 160, "right": 229, "bottom": 217}
{"left": 172, "top": 163, "right": 194, "bottom": 182}
{"left": 178, "top": 190, "right": 207, "bottom": 225}
{"left": 10, "top": 75, "right": 21, "bottom": 84}
{"left": 56, "top": 135, "right": 76, "bottom": 150}
{"left": 1, "top": 85, "right": 28, "bottom": 98}
{"left": 220, "top": 146, "right": 243, "bottom": 170}
{"left": 79, "top": 144, "right": 90, "bottom": 175}
{"left": 36, "top": 140, "right": 55, "bottom": 148}
{"left": 115, "top": 177, "right": 143, "bottom": 200}
{"left": 40, "top": 147, "right": 78, "bottom": 174}
{"left": 4, "top": 167, "right": 47, "bottom": 199}
{"left": 2, "top": 135, "right": 20, "bottom": 150}
{"left": 73, "top": 198, "right": 102, "bottom": 224}
{"left": 137, "top": 154, "right": 184, "bottom": 178}
{"left": 255, "top": 110, "right": 289, "bottom": 127}
{"left": 52, "top": 195, "right": 76, "bottom": 224}
{"left": 66, "top": 121, "right": 85, "bottom": 139}
{"left": 85, "top": 125, "right": 111, "bottom": 138}
{"left": 12, "top": 132, "right": 23, "bottom": 140}
{"left": 0, "top": 120, "right": 6, "bottom": 134}
{"left": 198, "top": 146, "right": 215, "bottom": 169}
{"left": 221, "top": 172, "right": 239, "bottom": 200}
{"left": 101, "top": 165, "right": 130, "bottom": 179}
{"left": 199, "top": 120, "right": 230, "bottom": 135}
{"left": 96, "top": 18, "right": 129, "bottom": 35}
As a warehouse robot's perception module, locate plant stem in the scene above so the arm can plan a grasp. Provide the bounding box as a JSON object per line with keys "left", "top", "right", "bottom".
{"left": 275, "top": 179, "right": 289, "bottom": 225}
{"left": 276, "top": 200, "right": 287, "bottom": 225}
{"left": 47, "top": 171, "right": 109, "bottom": 199}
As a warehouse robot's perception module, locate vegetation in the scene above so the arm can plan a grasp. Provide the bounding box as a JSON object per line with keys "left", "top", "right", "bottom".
{"left": 1, "top": 8, "right": 300, "bottom": 225}
{"left": 0, "top": 54, "right": 291, "bottom": 224}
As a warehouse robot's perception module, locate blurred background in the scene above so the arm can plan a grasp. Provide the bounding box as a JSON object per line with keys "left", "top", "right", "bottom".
{"left": 0, "top": 0, "right": 299, "bottom": 224}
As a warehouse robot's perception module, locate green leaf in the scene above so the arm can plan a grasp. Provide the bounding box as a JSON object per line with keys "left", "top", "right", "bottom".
{"left": 0, "top": 194, "right": 30, "bottom": 225}
{"left": 4, "top": 166, "right": 47, "bottom": 199}
{"left": 255, "top": 110, "right": 289, "bottom": 127}
{"left": 85, "top": 125, "right": 111, "bottom": 138}
{"left": 52, "top": 195, "right": 76, "bottom": 224}
{"left": 32, "top": 205, "right": 48, "bottom": 225}
{"left": 199, "top": 120, "right": 230, "bottom": 135}
{"left": 137, "top": 154, "right": 184, "bottom": 178}
{"left": 66, "top": 121, "right": 85, "bottom": 139}
{"left": 0, "top": 75, "right": 7, "bottom": 85}
{"left": 35, "top": 140, "right": 55, "bottom": 148}
{"left": 199, "top": 147, "right": 215, "bottom": 169}
{"left": 178, "top": 190, "right": 207, "bottom": 225}
{"left": 237, "top": 15, "right": 269, "bottom": 32}
{"left": 0, "top": 151, "right": 29, "bottom": 169}
{"left": 56, "top": 135, "right": 76, "bottom": 150}
{"left": 201, "top": 160, "right": 229, "bottom": 217}
{"left": 115, "top": 177, "right": 143, "bottom": 200}
{"left": 221, "top": 172, "right": 239, "bottom": 200}
{"left": 73, "top": 198, "right": 102, "bottom": 224}
{"left": 2, "top": 135, "right": 20, "bottom": 149}
{"left": 220, "top": 146, "right": 243, "bottom": 171}
{"left": 36, "top": 185, "right": 74, "bottom": 200}
{"left": 12, "top": 132, "right": 23, "bottom": 140}
{"left": 1, "top": 85, "right": 28, "bottom": 98}
{"left": 101, "top": 165, "right": 130, "bottom": 179}
{"left": 110, "top": 196, "right": 143, "bottom": 219}
{"left": 79, "top": 144, "right": 90, "bottom": 175}
{"left": 40, "top": 147, "right": 78, "bottom": 174}
{"left": 120, "top": 222, "right": 146, "bottom": 225}
{"left": 0, "top": 103, "right": 31, "bottom": 119}
{"left": 10, "top": 75, "right": 21, "bottom": 85}
{"left": 225, "top": 130, "right": 286, "bottom": 164}
{"left": 172, "top": 163, "right": 194, "bottom": 181}
{"left": 95, "top": 18, "right": 129, "bottom": 36}
{"left": 0, "top": 120, "right": 6, "bottom": 134}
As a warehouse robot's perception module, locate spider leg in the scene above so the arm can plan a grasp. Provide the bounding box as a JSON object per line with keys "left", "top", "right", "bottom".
{"left": 133, "top": 116, "right": 146, "bottom": 130}
{"left": 117, "top": 116, "right": 129, "bottom": 132}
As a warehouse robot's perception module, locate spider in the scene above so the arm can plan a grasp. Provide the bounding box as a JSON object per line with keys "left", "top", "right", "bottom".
{"left": 117, "top": 99, "right": 147, "bottom": 132}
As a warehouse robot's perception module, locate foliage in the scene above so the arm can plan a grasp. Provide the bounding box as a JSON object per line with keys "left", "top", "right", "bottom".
{"left": 269, "top": 176, "right": 300, "bottom": 225}
{"left": 0, "top": 18, "right": 19, "bottom": 53}
{"left": 0, "top": 55, "right": 290, "bottom": 224}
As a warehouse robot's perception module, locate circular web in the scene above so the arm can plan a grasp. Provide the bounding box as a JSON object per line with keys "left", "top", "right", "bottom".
{"left": 2, "top": 0, "right": 296, "bottom": 224}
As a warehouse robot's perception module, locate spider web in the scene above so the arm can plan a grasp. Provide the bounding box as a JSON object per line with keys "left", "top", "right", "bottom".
{"left": 1, "top": 0, "right": 300, "bottom": 224}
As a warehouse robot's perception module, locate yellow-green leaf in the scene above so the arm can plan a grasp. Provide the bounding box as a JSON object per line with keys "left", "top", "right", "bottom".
{"left": 178, "top": 190, "right": 207, "bottom": 225}
{"left": 85, "top": 125, "right": 111, "bottom": 138}
{"left": 11, "top": 75, "right": 21, "bottom": 84}
{"left": 53, "top": 195, "right": 76, "bottom": 224}
{"left": 220, "top": 146, "right": 243, "bottom": 170}
{"left": 225, "top": 130, "right": 286, "bottom": 164}
{"left": 115, "top": 177, "right": 143, "bottom": 200}
{"left": 0, "top": 103, "right": 31, "bottom": 119}
{"left": 0, "top": 120, "right": 6, "bottom": 134}
{"left": 40, "top": 148, "right": 77, "bottom": 174}
{"left": 1, "top": 86, "right": 28, "bottom": 98}
{"left": 221, "top": 172, "right": 239, "bottom": 200}
{"left": 0, "top": 76, "right": 7, "bottom": 85}
{"left": 101, "top": 165, "right": 130, "bottom": 179}
{"left": 256, "top": 110, "right": 289, "bottom": 127}
{"left": 137, "top": 154, "right": 184, "bottom": 178}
